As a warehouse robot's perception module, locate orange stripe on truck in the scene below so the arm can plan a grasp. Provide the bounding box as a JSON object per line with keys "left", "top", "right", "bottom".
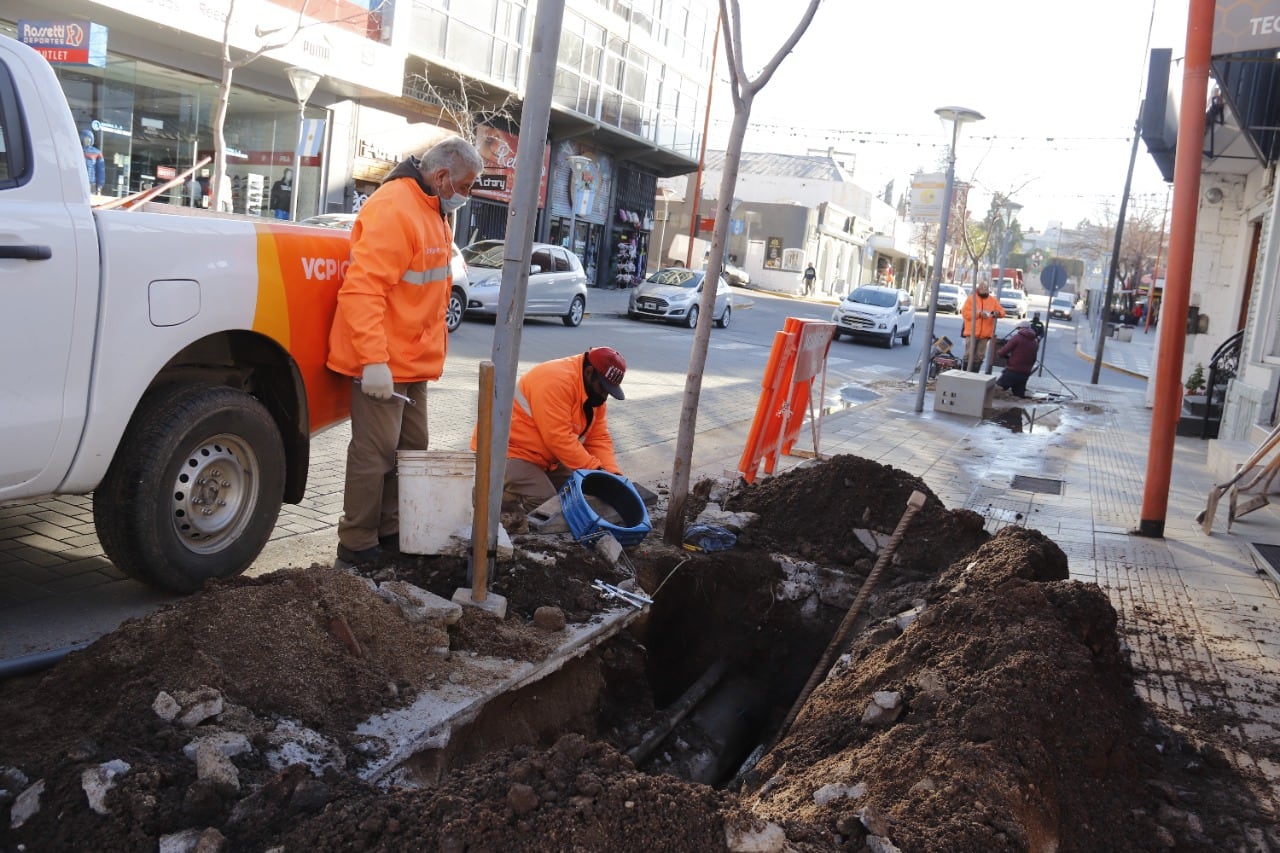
{"left": 253, "top": 223, "right": 352, "bottom": 433}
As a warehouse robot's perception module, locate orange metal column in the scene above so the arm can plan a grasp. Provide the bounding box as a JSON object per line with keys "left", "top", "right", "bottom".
{"left": 1139, "top": 0, "right": 1214, "bottom": 536}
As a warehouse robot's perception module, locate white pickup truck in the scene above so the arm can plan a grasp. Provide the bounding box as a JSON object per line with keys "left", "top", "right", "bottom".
{"left": 0, "top": 36, "right": 354, "bottom": 592}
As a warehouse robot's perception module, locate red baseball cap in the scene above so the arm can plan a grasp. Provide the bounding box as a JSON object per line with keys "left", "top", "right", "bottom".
{"left": 587, "top": 347, "right": 626, "bottom": 400}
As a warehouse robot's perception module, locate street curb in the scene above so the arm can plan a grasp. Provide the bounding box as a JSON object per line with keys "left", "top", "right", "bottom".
{"left": 1073, "top": 342, "right": 1147, "bottom": 380}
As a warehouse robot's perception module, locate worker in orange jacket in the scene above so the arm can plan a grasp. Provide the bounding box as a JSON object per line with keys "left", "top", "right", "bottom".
{"left": 500, "top": 348, "right": 628, "bottom": 513}
{"left": 959, "top": 281, "right": 1006, "bottom": 372}
{"left": 327, "top": 136, "right": 483, "bottom": 569}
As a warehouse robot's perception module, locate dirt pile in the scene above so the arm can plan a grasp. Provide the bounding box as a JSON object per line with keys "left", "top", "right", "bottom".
{"left": 0, "top": 455, "right": 1273, "bottom": 851}
{"left": 730, "top": 455, "right": 989, "bottom": 578}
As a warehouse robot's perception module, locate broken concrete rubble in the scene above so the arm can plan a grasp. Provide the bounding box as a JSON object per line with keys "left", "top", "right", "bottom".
{"left": 182, "top": 731, "right": 251, "bottom": 761}
{"left": 194, "top": 743, "right": 240, "bottom": 794}
{"left": 80, "top": 759, "right": 129, "bottom": 815}
{"left": 375, "top": 580, "right": 463, "bottom": 626}
{"left": 8, "top": 779, "right": 42, "bottom": 829}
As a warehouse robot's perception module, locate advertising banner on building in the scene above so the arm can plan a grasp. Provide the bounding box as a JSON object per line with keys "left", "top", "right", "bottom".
{"left": 909, "top": 172, "right": 945, "bottom": 223}
{"left": 84, "top": 0, "right": 403, "bottom": 95}
{"left": 1214, "top": 0, "right": 1280, "bottom": 55}
{"left": 18, "top": 20, "right": 108, "bottom": 67}
{"left": 473, "top": 126, "right": 549, "bottom": 207}
{"left": 765, "top": 236, "right": 783, "bottom": 269}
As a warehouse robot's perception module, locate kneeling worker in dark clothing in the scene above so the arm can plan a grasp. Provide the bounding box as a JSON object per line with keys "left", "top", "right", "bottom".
{"left": 996, "top": 320, "right": 1039, "bottom": 398}
{"left": 497, "top": 347, "right": 628, "bottom": 513}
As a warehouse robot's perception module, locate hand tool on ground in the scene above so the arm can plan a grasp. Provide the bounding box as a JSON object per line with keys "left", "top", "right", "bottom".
{"left": 591, "top": 579, "right": 652, "bottom": 609}
{"left": 1199, "top": 421, "right": 1280, "bottom": 533}
{"left": 731, "top": 489, "right": 927, "bottom": 790}
{"left": 1227, "top": 448, "right": 1280, "bottom": 529}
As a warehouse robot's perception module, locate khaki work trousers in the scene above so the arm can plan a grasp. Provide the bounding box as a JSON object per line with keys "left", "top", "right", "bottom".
{"left": 503, "top": 458, "right": 575, "bottom": 512}
{"left": 337, "top": 379, "right": 429, "bottom": 551}
{"left": 963, "top": 336, "right": 996, "bottom": 373}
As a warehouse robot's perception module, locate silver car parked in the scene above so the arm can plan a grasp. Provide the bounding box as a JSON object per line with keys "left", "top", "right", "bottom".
{"left": 461, "top": 240, "right": 589, "bottom": 327}
{"left": 627, "top": 268, "right": 733, "bottom": 329}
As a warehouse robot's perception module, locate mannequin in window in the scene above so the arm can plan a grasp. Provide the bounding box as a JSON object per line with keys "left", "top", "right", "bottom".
{"left": 270, "top": 168, "right": 293, "bottom": 219}
{"left": 81, "top": 130, "right": 104, "bottom": 195}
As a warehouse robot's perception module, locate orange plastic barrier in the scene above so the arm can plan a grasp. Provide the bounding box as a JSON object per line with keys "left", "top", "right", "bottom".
{"left": 738, "top": 318, "right": 836, "bottom": 483}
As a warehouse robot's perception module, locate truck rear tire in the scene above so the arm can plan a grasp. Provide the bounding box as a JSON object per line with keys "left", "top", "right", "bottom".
{"left": 95, "top": 384, "right": 286, "bottom": 593}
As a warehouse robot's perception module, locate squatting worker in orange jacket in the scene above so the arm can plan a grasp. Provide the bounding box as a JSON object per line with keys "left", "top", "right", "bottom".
{"left": 327, "top": 136, "right": 483, "bottom": 569}
{"left": 959, "top": 281, "right": 1006, "bottom": 373}
{"left": 499, "top": 348, "right": 628, "bottom": 513}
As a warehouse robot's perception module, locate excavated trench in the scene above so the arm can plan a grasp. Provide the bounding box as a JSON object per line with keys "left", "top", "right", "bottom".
{"left": 11, "top": 456, "right": 1264, "bottom": 850}
{"left": 383, "top": 548, "right": 848, "bottom": 791}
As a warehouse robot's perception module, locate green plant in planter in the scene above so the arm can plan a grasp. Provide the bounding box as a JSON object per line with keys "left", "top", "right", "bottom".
{"left": 1185, "top": 363, "right": 1206, "bottom": 394}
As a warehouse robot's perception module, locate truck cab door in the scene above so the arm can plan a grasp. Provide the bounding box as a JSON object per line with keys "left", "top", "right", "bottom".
{"left": 0, "top": 40, "right": 98, "bottom": 498}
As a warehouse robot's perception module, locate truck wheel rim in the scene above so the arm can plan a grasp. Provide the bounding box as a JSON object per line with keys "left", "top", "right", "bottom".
{"left": 170, "top": 434, "right": 258, "bottom": 554}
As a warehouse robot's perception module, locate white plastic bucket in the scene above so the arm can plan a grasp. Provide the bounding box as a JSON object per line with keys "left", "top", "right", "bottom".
{"left": 397, "top": 450, "right": 475, "bottom": 555}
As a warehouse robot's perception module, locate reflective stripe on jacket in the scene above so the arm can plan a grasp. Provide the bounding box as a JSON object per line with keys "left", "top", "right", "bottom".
{"left": 507, "top": 353, "right": 620, "bottom": 474}
{"left": 326, "top": 172, "right": 453, "bottom": 382}
{"left": 959, "top": 292, "right": 1006, "bottom": 340}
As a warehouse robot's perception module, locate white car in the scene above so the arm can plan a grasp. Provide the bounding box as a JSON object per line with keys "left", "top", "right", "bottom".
{"left": 300, "top": 214, "right": 472, "bottom": 333}
{"left": 1049, "top": 295, "right": 1075, "bottom": 320}
{"left": 628, "top": 268, "right": 732, "bottom": 329}
{"left": 461, "top": 240, "right": 589, "bottom": 327}
{"left": 997, "top": 286, "right": 1029, "bottom": 319}
{"left": 831, "top": 285, "right": 916, "bottom": 348}
{"left": 936, "top": 282, "right": 965, "bottom": 314}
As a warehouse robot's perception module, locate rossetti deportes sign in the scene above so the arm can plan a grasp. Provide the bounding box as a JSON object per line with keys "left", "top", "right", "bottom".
{"left": 18, "top": 20, "right": 108, "bottom": 67}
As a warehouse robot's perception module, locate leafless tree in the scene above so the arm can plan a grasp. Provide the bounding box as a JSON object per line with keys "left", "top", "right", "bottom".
{"left": 208, "top": 0, "right": 383, "bottom": 212}
{"left": 663, "top": 0, "right": 824, "bottom": 544}
{"left": 408, "top": 68, "right": 519, "bottom": 146}
{"left": 1061, "top": 198, "right": 1169, "bottom": 293}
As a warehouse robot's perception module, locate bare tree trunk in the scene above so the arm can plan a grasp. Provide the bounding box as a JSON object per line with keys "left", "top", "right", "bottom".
{"left": 211, "top": 57, "right": 235, "bottom": 213}
{"left": 211, "top": 1, "right": 236, "bottom": 213}
{"left": 662, "top": 0, "right": 822, "bottom": 544}
{"left": 663, "top": 102, "right": 753, "bottom": 542}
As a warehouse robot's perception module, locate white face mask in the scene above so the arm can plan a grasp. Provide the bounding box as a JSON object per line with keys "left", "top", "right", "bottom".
{"left": 439, "top": 173, "right": 467, "bottom": 213}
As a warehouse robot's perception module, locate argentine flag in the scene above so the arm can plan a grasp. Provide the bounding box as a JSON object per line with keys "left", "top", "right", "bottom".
{"left": 297, "top": 118, "right": 325, "bottom": 157}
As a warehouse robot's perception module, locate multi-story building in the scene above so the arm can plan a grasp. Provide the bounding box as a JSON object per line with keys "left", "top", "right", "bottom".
{"left": 7, "top": 0, "right": 716, "bottom": 287}
{"left": 661, "top": 149, "right": 925, "bottom": 298}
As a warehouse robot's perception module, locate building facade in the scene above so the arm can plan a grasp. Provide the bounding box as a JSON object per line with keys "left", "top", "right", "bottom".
{"left": 12, "top": 0, "right": 716, "bottom": 286}
{"left": 661, "top": 150, "right": 922, "bottom": 297}
{"left": 405, "top": 0, "right": 714, "bottom": 287}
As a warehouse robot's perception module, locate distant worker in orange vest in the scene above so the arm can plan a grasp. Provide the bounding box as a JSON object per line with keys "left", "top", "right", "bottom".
{"left": 959, "top": 281, "right": 1006, "bottom": 372}
{"left": 498, "top": 348, "right": 628, "bottom": 514}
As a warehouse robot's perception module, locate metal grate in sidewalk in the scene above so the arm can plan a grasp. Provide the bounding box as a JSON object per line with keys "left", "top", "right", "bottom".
{"left": 1010, "top": 474, "right": 1064, "bottom": 495}
{"left": 1248, "top": 542, "right": 1280, "bottom": 587}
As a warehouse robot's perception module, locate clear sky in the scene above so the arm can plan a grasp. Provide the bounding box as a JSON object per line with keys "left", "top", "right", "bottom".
{"left": 706, "top": 0, "right": 1192, "bottom": 232}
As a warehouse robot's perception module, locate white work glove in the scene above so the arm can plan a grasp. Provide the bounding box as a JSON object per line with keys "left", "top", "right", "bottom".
{"left": 360, "top": 363, "right": 395, "bottom": 400}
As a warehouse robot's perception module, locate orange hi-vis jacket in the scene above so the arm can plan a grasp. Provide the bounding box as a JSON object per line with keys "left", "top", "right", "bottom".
{"left": 327, "top": 162, "right": 453, "bottom": 383}
{"left": 959, "top": 291, "right": 1006, "bottom": 340}
{"left": 507, "top": 353, "right": 620, "bottom": 475}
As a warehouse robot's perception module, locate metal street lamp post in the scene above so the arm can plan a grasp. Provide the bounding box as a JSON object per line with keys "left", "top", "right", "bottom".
{"left": 285, "top": 66, "right": 321, "bottom": 222}
{"left": 915, "top": 105, "right": 984, "bottom": 413}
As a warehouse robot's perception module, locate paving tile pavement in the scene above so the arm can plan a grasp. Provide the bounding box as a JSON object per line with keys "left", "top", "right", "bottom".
{"left": 2, "top": 290, "right": 1277, "bottom": 813}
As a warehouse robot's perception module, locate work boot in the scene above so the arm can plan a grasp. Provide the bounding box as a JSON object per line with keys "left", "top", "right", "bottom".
{"left": 335, "top": 543, "right": 381, "bottom": 571}
{"left": 378, "top": 533, "right": 400, "bottom": 554}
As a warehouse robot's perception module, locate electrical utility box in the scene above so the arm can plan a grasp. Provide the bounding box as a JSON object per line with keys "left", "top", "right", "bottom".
{"left": 934, "top": 370, "right": 995, "bottom": 418}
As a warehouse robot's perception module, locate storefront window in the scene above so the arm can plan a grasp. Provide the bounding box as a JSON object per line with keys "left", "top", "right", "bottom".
{"left": 1, "top": 18, "right": 322, "bottom": 218}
